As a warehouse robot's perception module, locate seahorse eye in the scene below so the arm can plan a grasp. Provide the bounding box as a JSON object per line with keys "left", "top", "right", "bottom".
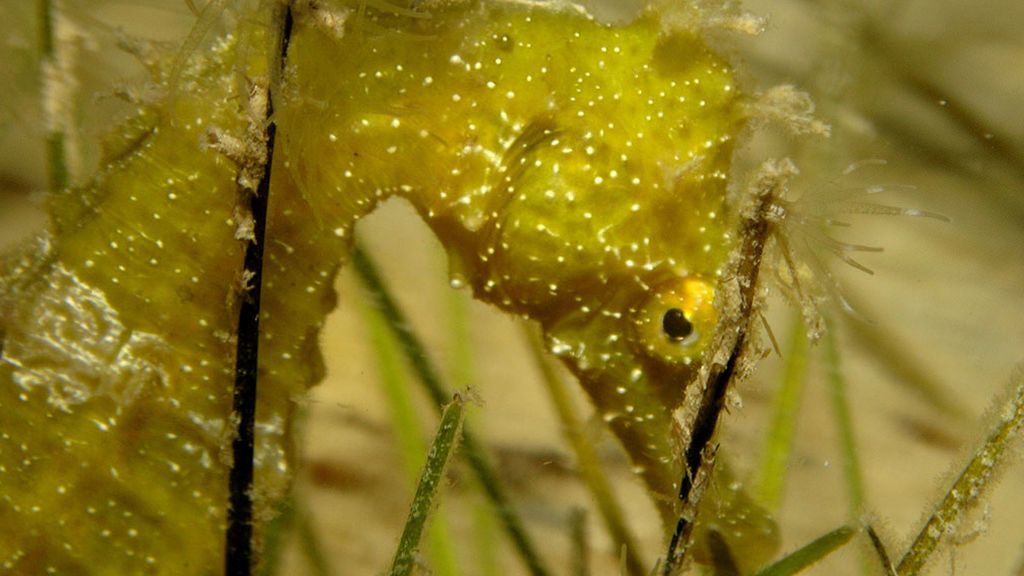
{"left": 662, "top": 308, "right": 693, "bottom": 341}
{"left": 632, "top": 277, "right": 717, "bottom": 365}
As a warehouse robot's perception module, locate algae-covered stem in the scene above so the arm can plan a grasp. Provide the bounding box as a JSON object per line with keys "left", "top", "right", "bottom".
{"left": 389, "top": 395, "right": 466, "bottom": 576}
{"left": 663, "top": 162, "right": 790, "bottom": 573}
{"left": 895, "top": 371, "right": 1024, "bottom": 575}
{"left": 226, "top": 4, "right": 294, "bottom": 575}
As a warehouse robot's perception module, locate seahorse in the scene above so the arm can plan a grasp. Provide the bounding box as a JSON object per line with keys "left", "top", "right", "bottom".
{"left": 0, "top": 1, "right": 776, "bottom": 572}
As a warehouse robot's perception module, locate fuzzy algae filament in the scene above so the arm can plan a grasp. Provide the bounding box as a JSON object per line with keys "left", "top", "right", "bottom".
{"left": 0, "top": 1, "right": 777, "bottom": 572}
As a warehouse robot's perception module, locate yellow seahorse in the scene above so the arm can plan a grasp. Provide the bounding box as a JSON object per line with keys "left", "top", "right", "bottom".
{"left": 0, "top": 1, "right": 777, "bottom": 572}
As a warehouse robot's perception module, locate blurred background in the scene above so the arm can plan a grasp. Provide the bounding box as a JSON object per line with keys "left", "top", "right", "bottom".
{"left": 1, "top": 0, "right": 1022, "bottom": 574}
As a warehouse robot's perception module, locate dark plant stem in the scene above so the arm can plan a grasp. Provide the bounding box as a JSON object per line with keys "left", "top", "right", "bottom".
{"left": 662, "top": 338, "right": 742, "bottom": 575}
{"left": 865, "top": 525, "right": 897, "bottom": 576}
{"left": 662, "top": 164, "right": 782, "bottom": 574}
{"left": 226, "top": 5, "right": 293, "bottom": 576}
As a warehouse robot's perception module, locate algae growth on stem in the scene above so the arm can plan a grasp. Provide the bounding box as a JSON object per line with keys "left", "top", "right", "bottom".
{"left": 0, "top": 0, "right": 782, "bottom": 572}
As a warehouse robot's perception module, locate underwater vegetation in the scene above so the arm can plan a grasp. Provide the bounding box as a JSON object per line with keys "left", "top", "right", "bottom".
{"left": 0, "top": 0, "right": 1022, "bottom": 575}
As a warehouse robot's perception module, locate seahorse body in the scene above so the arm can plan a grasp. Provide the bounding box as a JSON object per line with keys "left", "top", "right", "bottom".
{"left": 0, "top": 1, "right": 774, "bottom": 573}
{"left": 282, "top": 0, "right": 740, "bottom": 518}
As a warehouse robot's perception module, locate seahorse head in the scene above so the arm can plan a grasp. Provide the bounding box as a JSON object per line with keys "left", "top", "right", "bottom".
{"left": 453, "top": 15, "right": 747, "bottom": 514}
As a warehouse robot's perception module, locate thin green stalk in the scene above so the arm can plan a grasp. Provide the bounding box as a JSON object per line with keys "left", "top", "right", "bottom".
{"left": 363, "top": 295, "right": 423, "bottom": 479}
{"left": 444, "top": 265, "right": 495, "bottom": 576}
{"left": 37, "top": 0, "right": 53, "bottom": 55}
{"left": 257, "top": 494, "right": 334, "bottom": 576}
{"left": 444, "top": 263, "right": 476, "bottom": 576}
{"left": 37, "top": 0, "right": 68, "bottom": 192}
{"left": 756, "top": 313, "right": 811, "bottom": 510}
{"left": 472, "top": 499, "right": 500, "bottom": 576}
{"left": 257, "top": 500, "right": 294, "bottom": 576}
{"left": 296, "top": 501, "right": 333, "bottom": 576}
{"left": 461, "top": 430, "right": 550, "bottom": 576}
{"left": 823, "top": 315, "right": 865, "bottom": 516}
{"left": 353, "top": 241, "right": 552, "bottom": 576}
{"left": 823, "top": 316, "right": 874, "bottom": 576}
{"left": 569, "top": 508, "right": 589, "bottom": 576}
{"left": 361, "top": 297, "right": 458, "bottom": 576}
{"left": 45, "top": 133, "right": 69, "bottom": 192}
{"left": 522, "top": 325, "right": 647, "bottom": 576}
{"left": 447, "top": 277, "right": 475, "bottom": 391}
{"left": 389, "top": 396, "right": 466, "bottom": 576}
{"left": 424, "top": 513, "right": 459, "bottom": 576}
{"left": 896, "top": 372, "right": 1024, "bottom": 575}
{"left": 753, "top": 526, "right": 855, "bottom": 576}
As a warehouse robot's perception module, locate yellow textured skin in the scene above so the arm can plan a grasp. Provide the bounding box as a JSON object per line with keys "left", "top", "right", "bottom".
{"left": 0, "top": 39, "right": 252, "bottom": 574}
{"left": 280, "top": 0, "right": 741, "bottom": 519}
{"left": 0, "top": 1, "right": 775, "bottom": 573}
